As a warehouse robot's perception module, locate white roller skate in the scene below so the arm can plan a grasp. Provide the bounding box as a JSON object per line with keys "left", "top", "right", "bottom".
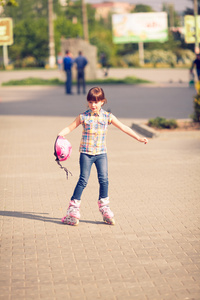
{"left": 98, "top": 198, "right": 115, "bottom": 225}
{"left": 61, "top": 200, "right": 81, "bottom": 226}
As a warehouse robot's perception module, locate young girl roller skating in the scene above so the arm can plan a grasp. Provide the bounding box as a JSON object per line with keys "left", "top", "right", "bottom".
{"left": 58, "top": 87, "right": 148, "bottom": 226}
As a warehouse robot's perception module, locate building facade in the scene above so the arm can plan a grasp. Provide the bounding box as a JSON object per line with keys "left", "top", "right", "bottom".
{"left": 91, "top": 1, "right": 135, "bottom": 20}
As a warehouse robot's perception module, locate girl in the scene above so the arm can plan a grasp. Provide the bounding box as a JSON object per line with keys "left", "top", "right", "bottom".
{"left": 58, "top": 87, "right": 148, "bottom": 226}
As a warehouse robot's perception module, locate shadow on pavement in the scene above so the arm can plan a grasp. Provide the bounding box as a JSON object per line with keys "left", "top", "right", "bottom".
{"left": 0, "top": 210, "right": 62, "bottom": 224}
{"left": 0, "top": 210, "right": 105, "bottom": 225}
{"left": 0, "top": 85, "right": 195, "bottom": 119}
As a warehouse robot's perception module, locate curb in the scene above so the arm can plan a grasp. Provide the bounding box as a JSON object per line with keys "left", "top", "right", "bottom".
{"left": 131, "top": 118, "right": 195, "bottom": 138}
{"left": 131, "top": 122, "right": 158, "bottom": 138}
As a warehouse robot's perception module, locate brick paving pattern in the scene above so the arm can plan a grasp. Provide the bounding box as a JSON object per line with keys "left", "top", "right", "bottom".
{"left": 0, "top": 79, "right": 200, "bottom": 299}
{"left": 0, "top": 113, "right": 199, "bottom": 300}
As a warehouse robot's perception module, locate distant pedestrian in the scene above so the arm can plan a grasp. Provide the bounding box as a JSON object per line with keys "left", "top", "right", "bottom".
{"left": 100, "top": 52, "right": 109, "bottom": 77}
{"left": 57, "top": 86, "right": 148, "bottom": 226}
{"left": 63, "top": 50, "right": 74, "bottom": 95}
{"left": 190, "top": 53, "right": 200, "bottom": 80}
{"left": 74, "top": 51, "right": 88, "bottom": 94}
{"left": 57, "top": 52, "right": 63, "bottom": 71}
{"left": 189, "top": 70, "right": 195, "bottom": 87}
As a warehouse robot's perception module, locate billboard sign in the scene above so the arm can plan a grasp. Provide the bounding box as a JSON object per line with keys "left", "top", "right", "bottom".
{"left": 0, "top": 18, "right": 13, "bottom": 46}
{"left": 184, "top": 15, "right": 200, "bottom": 44}
{"left": 112, "top": 12, "right": 168, "bottom": 44}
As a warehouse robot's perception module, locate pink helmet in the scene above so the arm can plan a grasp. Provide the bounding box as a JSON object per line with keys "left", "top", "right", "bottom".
{"left": 55, "top": 136, "right": 72, "bottom": 161}
{"left": 54, "top": 136, "right": 72, "bottom": 179}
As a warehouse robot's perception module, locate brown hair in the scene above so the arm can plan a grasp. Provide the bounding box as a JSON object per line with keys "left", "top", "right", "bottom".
{"left": 87, "top": 87, "right": 107, "bottom": 105}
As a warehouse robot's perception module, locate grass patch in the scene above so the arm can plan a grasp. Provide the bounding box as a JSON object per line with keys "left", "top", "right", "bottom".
{"left": 2, "top": 77, "right": 64, "bottom": 86}
{"left": 148, "top": 117, "right": 178, "bottom": 129}
{"left": 2, "top": 76, "right": 151, "bottom": 86}
{"left": 87, "top": 76, "right": 151, "bottom": 85}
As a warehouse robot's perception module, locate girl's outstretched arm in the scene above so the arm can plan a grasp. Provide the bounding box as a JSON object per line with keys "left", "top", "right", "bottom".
{"left": 58, "top": 115, "right": 81, "bottom": 136}
{"left": 111, "top": 115, "right": 148, "bottom": 144}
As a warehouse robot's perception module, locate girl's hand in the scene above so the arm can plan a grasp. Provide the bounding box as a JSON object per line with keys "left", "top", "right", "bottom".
{"left": 138, "top": 137, "right": 148, "bottom": 144}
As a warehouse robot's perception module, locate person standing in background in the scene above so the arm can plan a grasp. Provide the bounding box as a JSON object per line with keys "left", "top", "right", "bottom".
{"left": 190, "top": 53, "right": 200, "bottom": 80}
{"left": 74, "top": 51, "right": 88, "bottom": 94}
{"left": 100, "top": 52, "right": 109, "bottom": 77}
{"left": 57, "top": 52, "right": 63, "bottom": 71}
{"left": 63, "top": 50, "right": 74, "bottom": 95}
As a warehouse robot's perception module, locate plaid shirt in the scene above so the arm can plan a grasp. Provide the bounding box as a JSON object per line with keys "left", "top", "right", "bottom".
{"left": 79, "top": 109, "right": 112, "bottom": 155}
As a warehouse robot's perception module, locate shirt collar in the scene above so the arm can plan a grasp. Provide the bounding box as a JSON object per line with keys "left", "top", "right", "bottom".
{"left": 90, "top": 108, "right": 102, "bottom": 117}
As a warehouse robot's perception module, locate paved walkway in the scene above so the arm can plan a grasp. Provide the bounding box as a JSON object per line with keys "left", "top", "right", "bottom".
{"left": 0, "top": 84, "right": 195, "bottom": 120}
{"left": 0, "top": 67, "right": 192, "bottom": 86}
{"left": 0, "top": 73, "right": 200, "bottom": 299}
{"left": 0, "top": 112, "right": 200, "bottom": 299}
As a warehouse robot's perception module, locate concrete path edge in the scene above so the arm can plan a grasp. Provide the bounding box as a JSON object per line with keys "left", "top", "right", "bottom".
{"left": 132, "top": 122, "right": 159, "bottom": 138}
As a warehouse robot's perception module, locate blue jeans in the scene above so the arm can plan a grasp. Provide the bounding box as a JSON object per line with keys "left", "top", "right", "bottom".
{"left": 77, "top": 69, "right": 86, "bottom": 94}
{"left": 65, "top": 70, "right": 72, "bottom": 94}
{"left": 71, "top": 153, "right": 108, "bottom": 201}
{"left": 197, "top": 69, "right": 200, "bottom": 80}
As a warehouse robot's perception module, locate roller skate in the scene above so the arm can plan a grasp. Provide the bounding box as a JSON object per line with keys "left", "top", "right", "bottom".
{"left": 98, "top": 198, "right": 115, "bottom": 225}
{"left": 61, "top": 200, "right": 81, "bottom": 226}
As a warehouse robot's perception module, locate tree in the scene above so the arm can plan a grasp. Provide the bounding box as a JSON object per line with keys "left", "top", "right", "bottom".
{"left": 2, "top": 0, "right": 60, "bottom": 23}
{"left": 131, "top": 4, "right": 154, "bottom": 13}
{"left": 8, "top": 18, "right": 48, "bottom": 63}
{"left": 0, "top": 0, "right": 18, "bottom": 6}
{"left": 1, "top": 0, "right": 62, "bottom": 65}
{"left": 1, "top": 0, "right": 190, "bottom": 68}
{"left": 162, "top": 3, "right": 181, "bottom": 27}
{"left": 54, "top": 16, "right": 82, "bottom": 53}
{"left": 184, "top": 0, "right": 200, "bottom": 15}
{"left": 64, "top": 0, "right": 96, "bottom": 39}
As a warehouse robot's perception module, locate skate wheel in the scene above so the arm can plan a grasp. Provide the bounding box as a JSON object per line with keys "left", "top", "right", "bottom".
{"left": 103, "top": 217, "right": 115, "bottom": 225}
{"left": 61, "top": 216, "right": 79, "bottom": 226}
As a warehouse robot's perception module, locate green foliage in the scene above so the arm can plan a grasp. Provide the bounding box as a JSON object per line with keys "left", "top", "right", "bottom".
{"left": 3, "top": 0, "right": 49, "bottom": 21}
{"left": 175, "top": 49, "right": 196, "bottom": 65}
{"left": 90, "top": 76, "right": 151, "bottom": 84}
{"left": 14, "top": 56, "right": 38, "bottom": 68}
{"left": 145, "top": 32, "right": 181, "bottom": 52}
{"left": 2, "top": 0, "right": 61, "bottom": 65}
{"left": 3, "top": 0, "right": 61, "bottom": 20}
{"left": 1, "top": 0, "right": 197, "bottom": 68}
{"left": 115, "top": 43, "right": 138, "bottom": 57}
{"left": 145, "top": 50, "right": 177, "bottom": 67}
{"left": 2, "top": 77, "right": 64, "bottom": 86}
{"left": 122, "top": 53, "right": 140, "bottom": 67}
{"left": 132, "top": 4, "right": 154, "bottom": 13}
{"left": 2, "top": 0, "right": 93, "bottom": 64}
{"left": 2, "top": 76, "right": 151, "bottom": 86}
{"left": 0, "top": 0, "right": 18, "bottom": 6}
{"left": 90, "top": 24, "right": 114, "bottom": 61}
{"left": 109, "top": 56, "right": 128, "bottom": 67}
{"left": 65, "top": 0, "right": 82, "bottom": 22}
{"left": 54, "top": 16, "right": 82, "bottom": 53}
{"left": 193, "top": 95, "right": 200, "bottom": 123}
{"left": 8, "top": 18, "right": 48, "bottom": 63}
{"left": 148, "top": 117, "right": 178, "bottom": 129}
{"left": 121, "top": 49, "right": 193, "bottom": 67}
{"left": 162, "top": 3, "right": 181, "bottom": 27}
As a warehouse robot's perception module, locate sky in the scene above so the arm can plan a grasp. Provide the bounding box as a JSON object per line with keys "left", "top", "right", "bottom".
{"left": 85, "top": 0, "right": 194, "bottom": 13}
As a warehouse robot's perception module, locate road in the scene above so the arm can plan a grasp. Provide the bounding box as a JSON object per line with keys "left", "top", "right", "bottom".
{"left": 0, "top": 84, "right": 196, "bottom": 120}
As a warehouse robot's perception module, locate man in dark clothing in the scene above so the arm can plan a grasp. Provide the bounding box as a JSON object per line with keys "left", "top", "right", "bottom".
{"left": 190, "top": 53, "right": 200, "bottom": 80}
{"left": 74, "top": 51, "right": 88, "bottom": 94}
{"left": 100, "top": 52, "right": 109, "bottom": 77}
{"left": 63, "top": 50, "right": 73, "bottom": 94}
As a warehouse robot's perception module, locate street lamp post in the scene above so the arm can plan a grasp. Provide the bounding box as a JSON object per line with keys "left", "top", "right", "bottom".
{"left": 82, "top": 0, "right": 89, "bottom": 41}
{"left": 48, "top": 0, "right": 56, "bottom": 68}
{"left": 194, "top": 0, "right": 199, "bottom": 53}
